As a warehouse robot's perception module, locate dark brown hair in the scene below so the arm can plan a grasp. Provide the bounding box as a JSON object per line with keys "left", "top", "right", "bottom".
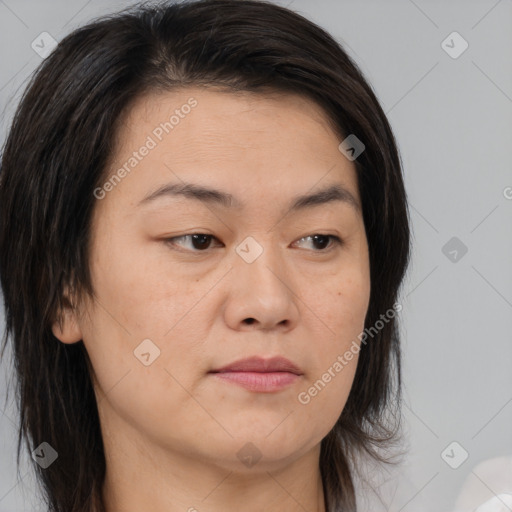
{"left": 0, "top": 1, "right": 411, "bottom": 510}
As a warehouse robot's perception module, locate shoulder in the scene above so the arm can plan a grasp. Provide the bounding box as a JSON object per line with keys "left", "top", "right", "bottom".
{"left": 454, "top": 456, "right": 512, "bottom": 512}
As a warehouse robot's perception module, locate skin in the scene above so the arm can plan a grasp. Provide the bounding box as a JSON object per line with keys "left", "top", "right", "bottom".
{"left": 52, "top": 87, "right": 371, "bottom": 512}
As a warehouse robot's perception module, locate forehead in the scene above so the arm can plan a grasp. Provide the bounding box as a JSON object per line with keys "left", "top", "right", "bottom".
{"left": 124, "top": 86, "right": 338, "bottom": 132}
{"left": 118, "top": 87, "right": 341, "bottom": 154}
{"left": 100, "top": 87, "right": 360, "bottom": 214}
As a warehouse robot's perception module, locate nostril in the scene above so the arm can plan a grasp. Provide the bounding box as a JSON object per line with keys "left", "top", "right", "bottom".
{"left": 244, "top": 318, "right": 256, "bottom": 325}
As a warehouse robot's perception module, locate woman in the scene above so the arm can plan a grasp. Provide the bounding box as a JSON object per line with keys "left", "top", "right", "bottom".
{"left": 0, "top": 1, "right": 411, "bottom": 511}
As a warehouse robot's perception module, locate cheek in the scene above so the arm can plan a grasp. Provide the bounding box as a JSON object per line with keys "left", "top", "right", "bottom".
{"left": 81, "top": 238, "right": 211, "bottom": 386}
{"left": 295, "top": 266, "right": 369, "bottom": 419}
{"left": 295, "top": 340, "right": 360, "bottom": 443}
{"left": 87, "top": 231, "right": 180, "bottom": 331}
{"left": 78, "top": 261, "right": 203, "bottom": 435}
{"left": 310, "top": 264, "right": 371, "bottom": 338}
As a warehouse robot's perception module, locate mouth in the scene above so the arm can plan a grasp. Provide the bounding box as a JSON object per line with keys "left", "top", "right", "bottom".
{"left": 208, "top": 355, "right": 303, "bottom": 393}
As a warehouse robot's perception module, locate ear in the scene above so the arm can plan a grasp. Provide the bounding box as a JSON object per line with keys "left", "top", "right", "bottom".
{"left": 51, "top": 289, "right": 83, "bottom": 344}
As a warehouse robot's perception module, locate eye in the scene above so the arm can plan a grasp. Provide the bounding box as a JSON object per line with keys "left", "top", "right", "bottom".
{"left": 164, "top": 233, "right": 342, "bottom": 253}
{"left": 293, "top": 234, "right": 342, "bottom": 251}
{"left": 164, "top": 234, "right": 223, "bottom": 252}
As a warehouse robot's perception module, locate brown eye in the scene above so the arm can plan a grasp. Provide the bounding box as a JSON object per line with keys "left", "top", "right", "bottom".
{"left": 294, "top": 234, "right": 342, "bottom": 251}
{"left": 165, "top": 234, "right": 223, "bottom": 252}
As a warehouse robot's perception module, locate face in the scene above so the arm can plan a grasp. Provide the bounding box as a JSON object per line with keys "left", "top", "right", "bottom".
{"left": 54, "top": 87, "right": 371, "bottom": 473}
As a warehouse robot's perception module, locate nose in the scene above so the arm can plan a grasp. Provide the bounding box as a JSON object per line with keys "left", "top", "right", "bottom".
{"left": 223, "top": 239, "right": 300, "bottom": 332}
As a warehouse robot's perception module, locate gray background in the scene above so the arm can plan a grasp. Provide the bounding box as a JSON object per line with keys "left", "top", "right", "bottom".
{"left": 1, "top": 0, "right": 511, "bottom": 510}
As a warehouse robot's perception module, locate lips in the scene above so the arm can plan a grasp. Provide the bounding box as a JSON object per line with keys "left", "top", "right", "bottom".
{"left": 209, "top": 355, "right": 303, "bottom": 393}
{"left": 209, "top": 355, "right": 303, "bottom": 375}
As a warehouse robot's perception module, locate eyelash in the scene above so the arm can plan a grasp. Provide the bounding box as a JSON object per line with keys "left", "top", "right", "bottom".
{"left": 164, "top": 233, "right": 343, "bottom": 254}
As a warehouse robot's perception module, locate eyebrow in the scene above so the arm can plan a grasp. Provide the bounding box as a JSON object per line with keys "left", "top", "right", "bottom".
{"left": 138, "top": 181, "right": 361, "bottom": 214}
